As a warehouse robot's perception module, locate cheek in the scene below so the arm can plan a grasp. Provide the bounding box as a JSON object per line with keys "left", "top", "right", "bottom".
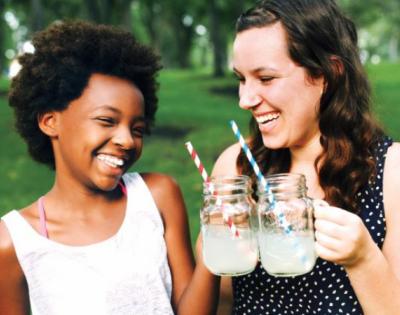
{"left": 132, "top": 139, "right": 144, "bottom": 160}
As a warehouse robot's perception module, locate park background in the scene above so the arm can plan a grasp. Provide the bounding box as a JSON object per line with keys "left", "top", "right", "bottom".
{"left": 0, "top": 0, "right": 399, "bottom": 244}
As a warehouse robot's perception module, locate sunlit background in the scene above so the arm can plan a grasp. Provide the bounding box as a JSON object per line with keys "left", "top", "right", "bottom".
{"left": 0, "top": 0, "right": 399, "bottom": 244}
{"left": 1, "top": 1, "right": 400, "bottom": 77}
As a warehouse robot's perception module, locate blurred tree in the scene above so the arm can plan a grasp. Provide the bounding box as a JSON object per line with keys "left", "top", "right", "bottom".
{"left": 137, "top": 0, "right": 195, "bottom": 68}
{"left": 0, "top": 0, "right": 6, "bottom": 74}
{"left": 138, "top": 0, "right": 160, "bottom": 50}
{"left": 204, "top": 0, "right": 249, "bottom": 76}
{"left": 1, "top": 0, "right": 399, "bottom": 78}
{"left": 164, "top": 0, "right": 195, "bottom": 68}
{"left": 83, "top": 0, "right": 134, "bottom": 30}
{"left": 30, "top": 0, "right": 44, "bottom": 31}
{"left": 340, "top": 0, "right": 399, "bottom": 62}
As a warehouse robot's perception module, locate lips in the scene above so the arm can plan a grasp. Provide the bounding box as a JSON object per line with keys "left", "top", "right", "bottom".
{"left": 254, "top": 112, "right": 280, "bottom": 124}
{"left": 96, "top": 153, "right": 126, "bottom": 168}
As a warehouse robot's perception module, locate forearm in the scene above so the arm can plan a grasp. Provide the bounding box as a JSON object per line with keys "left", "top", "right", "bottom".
{"left": 177, "top": 261, "right": 220, "bottom": 315}
{"left": 345, "top": 244, "right": 400, "bottom": 315}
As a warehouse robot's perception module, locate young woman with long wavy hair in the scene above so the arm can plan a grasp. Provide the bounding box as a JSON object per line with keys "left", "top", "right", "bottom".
{"left": 213, "top": 1, "right": 400, "bottom": 314}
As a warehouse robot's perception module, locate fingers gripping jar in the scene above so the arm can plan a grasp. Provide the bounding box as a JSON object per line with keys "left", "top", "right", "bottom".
{"left": 201, "top": 175, "right": 259, "bottom": 276}
{"left": 257, "top": 173, "right": 317, "bottom": 277}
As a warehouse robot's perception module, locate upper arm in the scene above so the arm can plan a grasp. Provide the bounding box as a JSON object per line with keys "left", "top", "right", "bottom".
{"left": 211, "top": 143, "right": 242, "bottom": 177}
{"left": 141, "top": 173, "right": 195, "bottom": 310}
{"left": 382, "top": 142, "right": 400, "bottom": 280}
{"left": 0, "top": 220, "right": 30, "bottom": 315}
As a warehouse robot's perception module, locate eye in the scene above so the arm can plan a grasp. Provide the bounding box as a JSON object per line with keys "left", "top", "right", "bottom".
{"left": 131, "top": 126, "right": 145, "bottom": 138}
{"left": 95, "top": 117, "right": 117, "bottom": 126}
{"left": 260, "top": 76, "right": 274, "bottom": 84}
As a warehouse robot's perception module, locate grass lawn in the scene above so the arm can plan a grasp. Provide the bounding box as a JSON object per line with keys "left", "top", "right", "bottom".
{"left": 0, "top": 65, "right": 399, "bottom": 245}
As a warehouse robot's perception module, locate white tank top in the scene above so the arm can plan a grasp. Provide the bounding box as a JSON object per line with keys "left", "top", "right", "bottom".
{"left": 2, "top": 173, "right": 174, "bottom": 315}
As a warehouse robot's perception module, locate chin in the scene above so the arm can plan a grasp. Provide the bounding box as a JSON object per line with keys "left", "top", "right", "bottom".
{"left": 261, "top": 137, "right": 284, "bottom": 150}
{"left": 92, "top": 177, "right": 121, "bottom": 192}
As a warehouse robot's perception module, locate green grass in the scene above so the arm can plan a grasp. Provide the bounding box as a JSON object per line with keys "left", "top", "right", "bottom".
{"left": 0, "top": 65, "right": 399, "bottom": 244}
{"left": 367, "top": 62, "right": 400, "bottom": 139}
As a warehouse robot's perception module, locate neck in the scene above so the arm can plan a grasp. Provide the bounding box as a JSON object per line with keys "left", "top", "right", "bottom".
{"left": 44, "top": 174, "right": 122, "bottom": 218}
{"left": 289, "top": 132, "right": 322, "bottom": 169}
{"left": 289, "top": 133, "right": 325, "bottom": 199}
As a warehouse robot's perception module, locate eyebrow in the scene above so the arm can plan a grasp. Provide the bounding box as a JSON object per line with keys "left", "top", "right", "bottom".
{"left": 93, "top": 105, "right": 121, "bottom": 113}
{"left": 92, "top": 105, "right": 145, "bottom": 121}
{"left": 233, "top": 66, "right": 278, "bottom": 74}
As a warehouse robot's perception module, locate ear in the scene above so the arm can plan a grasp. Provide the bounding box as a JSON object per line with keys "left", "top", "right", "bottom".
{"left": 38, "top": 111, "right": 60, "bottom": 137}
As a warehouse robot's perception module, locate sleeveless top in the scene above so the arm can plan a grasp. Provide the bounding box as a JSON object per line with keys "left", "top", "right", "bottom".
{"left": 232, "top": 136, "right": 393, "bottom": 315}
{"left": 1, "top": 173, "right": 174, "bottom": 315}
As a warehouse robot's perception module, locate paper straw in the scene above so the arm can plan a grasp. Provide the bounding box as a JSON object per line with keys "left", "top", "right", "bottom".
{"left": 229, "top": 120, "right": 308, "bottom": 263}
{"left": 185, "top": 141, "right": 209, "bottom": 184}
{"left": 229, "top": 121, "right": 274, "bottom": 204}
{"left": 185, "top": 141, "right": 239, "bottom": 238}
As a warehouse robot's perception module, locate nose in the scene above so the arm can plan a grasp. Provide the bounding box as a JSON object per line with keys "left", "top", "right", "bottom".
{"left": 239, "top": 82, "right": 262, "bottom": 110}
{"left": 112, "top": 126, "right": 135, "bottom": 150}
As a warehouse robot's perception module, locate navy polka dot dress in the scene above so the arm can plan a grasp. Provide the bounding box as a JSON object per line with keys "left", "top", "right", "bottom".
{"left": 232, "top": 137, "right": 393, "bottom": 315}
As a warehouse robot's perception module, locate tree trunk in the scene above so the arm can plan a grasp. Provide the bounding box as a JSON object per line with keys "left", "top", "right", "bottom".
{"left": 140, "top": 0, "right": 160, "bottom": 51}
{"left": 85, "top": 0, "right": 102, "bottom": 23}
{"left": 209, "top": 0, "right": 225, "bottom": 77}
{"left": 31, "top": 0, "right": 44, "bottom": 31}
{"left": 0, "top": 1, "right": 5, "bottom": 75}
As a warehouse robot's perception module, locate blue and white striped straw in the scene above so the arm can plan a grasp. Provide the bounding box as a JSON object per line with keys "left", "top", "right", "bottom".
{"left": 229, "top": 120, "right": 308, "bottom": 263}
{"left": 229, "top": 120, "right": 275, "bottom": 205}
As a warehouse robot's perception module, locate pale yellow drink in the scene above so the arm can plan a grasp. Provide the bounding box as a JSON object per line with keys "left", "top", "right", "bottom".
{"left": 258, "top": 232, "right": 316, "bottom": 276}
{"left": 202, "top": 224, "right": 258, "bottom": 276}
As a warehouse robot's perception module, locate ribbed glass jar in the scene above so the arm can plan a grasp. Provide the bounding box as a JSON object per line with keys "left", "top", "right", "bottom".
{"left": 257, "top": 173, "right": 316, "bottom": 277}
{"left": 201, "top": 175, "right": 258, "bottom": 276}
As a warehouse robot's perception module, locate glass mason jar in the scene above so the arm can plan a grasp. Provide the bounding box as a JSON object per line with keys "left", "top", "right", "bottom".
{"left": 257, "top": 173, "right": 316, "bottom": 277}
{"left": 201, "top": 175, "right": 259, "bottom": 276}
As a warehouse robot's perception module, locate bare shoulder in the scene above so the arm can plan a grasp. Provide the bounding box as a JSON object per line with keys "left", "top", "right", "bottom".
{"left": 140, "top": 173, "right": 185, "bottom": 216}
{"left": 0, "top": 220, "right": 30, "bottom": 314}
{"left": 386, "top": 141, "right": 400, "bottom": 163}
{"left": 211, "top": 142, "right": 242, "bottom": 176}
{"left": 383, "top": 142, "right": 400, "bottom": 203}
{"left": 382, "top": 142, "right": 400, "bottom": 275}
{"left": 141, "top": 173, "right": 181, "bottom": 200}
{"left": 0, "top": 220, "right": 15, "bottom": 258}
{"left": 0, "top": 220, "right": 23, "bottom": 288}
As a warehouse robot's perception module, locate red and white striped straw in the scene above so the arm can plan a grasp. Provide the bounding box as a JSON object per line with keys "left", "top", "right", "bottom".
{"left": 185, "top": 141, "right": 209, "bottom": 184}
{"left": 185, "top": 141, "right": 239, "bottom": 238}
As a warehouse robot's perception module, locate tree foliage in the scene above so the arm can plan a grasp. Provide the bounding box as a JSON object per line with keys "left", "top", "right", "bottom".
{"left": 1, "top": 0, "right": 399, "bottom": 78}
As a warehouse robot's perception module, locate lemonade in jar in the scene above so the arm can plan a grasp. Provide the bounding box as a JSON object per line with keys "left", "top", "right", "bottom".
{"left": 201, "top": 175, "right": 259, "bottom": 276}
{"left": 257, "top": 173, "right": 317, "bottom": 277}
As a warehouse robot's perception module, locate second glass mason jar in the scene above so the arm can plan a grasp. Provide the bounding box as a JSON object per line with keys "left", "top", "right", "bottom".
{"left": 201, "top": 175, "right": 259, "bottom": 276}
{"left": 257, "top": 173, "right": 317, "bottom": 277}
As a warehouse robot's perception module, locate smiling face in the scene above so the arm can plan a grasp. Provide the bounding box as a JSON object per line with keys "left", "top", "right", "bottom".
{"left": 232, "top": 22, "right": 325, "bottom": 151}
{"left": 45, "top": 73, "right": 145, "bottom": 192}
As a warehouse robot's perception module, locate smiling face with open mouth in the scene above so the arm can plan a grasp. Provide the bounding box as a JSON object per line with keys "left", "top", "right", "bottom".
{"left": 48, "top": 73, "right": 146, "bottom": 193}
{"left": 232, "top": 22, "right": 325, "bottom": 151}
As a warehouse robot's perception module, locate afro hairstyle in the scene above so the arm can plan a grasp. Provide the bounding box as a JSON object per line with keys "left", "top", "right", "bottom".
{"left": 8, "top": 20, "right": 162, "bottom": 168}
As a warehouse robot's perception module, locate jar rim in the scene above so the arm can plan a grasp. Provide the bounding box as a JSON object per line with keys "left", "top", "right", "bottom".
{"left": 203, "top": 175, "right": 252, "bottom": 195}
{"left": 264, "top": 173, "right": 305, "bottom": 180}
{"left": 256, "top": 173, "right": 307, "bottom": 194}
{"left": 208, "top": 174, "right": 251, "bottom": 182}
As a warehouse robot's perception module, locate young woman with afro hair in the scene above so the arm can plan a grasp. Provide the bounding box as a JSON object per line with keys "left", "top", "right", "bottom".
{"left": 0, "top": 21, "right": 219, "bottom": 315}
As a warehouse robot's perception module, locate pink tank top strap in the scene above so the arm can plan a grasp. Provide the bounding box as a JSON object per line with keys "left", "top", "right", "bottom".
{"left": 38, "top": 196, "right": 49, "bottom": 238}
{"left": 119, "top": 180, "right": 127, "bottom": 196}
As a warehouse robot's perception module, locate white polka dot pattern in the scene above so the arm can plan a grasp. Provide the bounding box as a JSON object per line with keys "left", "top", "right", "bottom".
{"left": 232, "top": 137, "right": 392, "bottom": 315}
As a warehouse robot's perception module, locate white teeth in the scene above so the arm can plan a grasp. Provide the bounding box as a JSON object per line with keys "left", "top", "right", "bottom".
{"left": 97, "top": 154, "right": 124, "bottom": 168}
{"left": 255, "top": 113, "right": 280, "bottom": 124}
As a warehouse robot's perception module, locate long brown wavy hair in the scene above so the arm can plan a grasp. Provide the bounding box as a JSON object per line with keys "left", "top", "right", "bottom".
{"left": 236, "top": 0, "right": 384, "bottom": 214}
